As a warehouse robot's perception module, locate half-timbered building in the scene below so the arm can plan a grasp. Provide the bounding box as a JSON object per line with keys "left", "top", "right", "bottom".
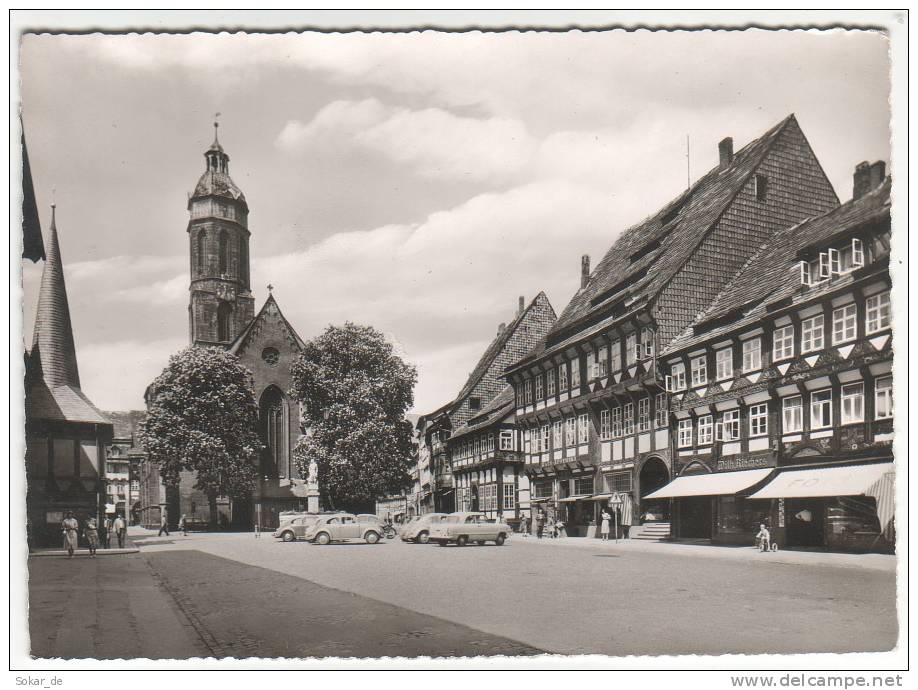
{"left": 652, "top": 163, "right": 893, "bottom": 552}
{"left": 505, "top": 115, "right": 840, "bottom": 538}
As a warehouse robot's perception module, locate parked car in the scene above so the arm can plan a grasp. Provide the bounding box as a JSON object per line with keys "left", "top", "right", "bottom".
{"left": 273, "top": 512, "right": 340, "bottom": 542}
{"left": 303, "top": 513, "right": 385, "bottom": 545}
{"left": 428, "top": 512, "right": 511, "bottom": 546}
{"left": 401, "top": 513, "right": 447, "bottom": 544}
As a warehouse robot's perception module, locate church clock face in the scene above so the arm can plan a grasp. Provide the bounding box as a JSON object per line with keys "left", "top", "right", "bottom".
{"left": 215, "top": 282, "right": 236, "bottom": 302}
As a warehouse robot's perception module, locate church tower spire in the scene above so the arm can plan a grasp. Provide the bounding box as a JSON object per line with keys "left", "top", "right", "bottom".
{"left": 187, "top": 120, "right": 254, "bottom": 346}
{"left": 31, "top": 204, "right": 81, "bottom": 388}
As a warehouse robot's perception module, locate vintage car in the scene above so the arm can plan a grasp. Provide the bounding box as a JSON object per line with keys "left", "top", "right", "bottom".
{"left": 303, "top": 513, "right": 385, "bottom": 545}
{"left": 428, "top": 512, "right": 511, "bottom": 546}
{"left": 272, "top": 512, "right": 340, "bottom": 542}
{"left": 400, "top": 513, "right": 447, "bottom": 544}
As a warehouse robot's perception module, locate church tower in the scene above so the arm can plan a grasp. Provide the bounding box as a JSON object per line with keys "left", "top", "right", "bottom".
{"left": 187, "top": 121, "right": 254, "bottom": 346}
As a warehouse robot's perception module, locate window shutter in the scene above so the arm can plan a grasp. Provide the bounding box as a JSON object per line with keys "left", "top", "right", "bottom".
{"left": 830, "top": 248, "right": 841, "bottom": 274}
{"left": 665, "top": 375, "right": 673, "bottom": 393}
{"left": 819, "top": 252, "right": 830, "bottom": 279}
{"left": 799, "top": 260, "right": 811, "bottom": 286}
{"left": 852, "top": 238, "right": 864, "bottom": 267}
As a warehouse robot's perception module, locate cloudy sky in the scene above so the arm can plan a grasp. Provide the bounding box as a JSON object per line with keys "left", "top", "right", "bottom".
{"left": 19, "top": 29, "right": 890, "bottom": 414}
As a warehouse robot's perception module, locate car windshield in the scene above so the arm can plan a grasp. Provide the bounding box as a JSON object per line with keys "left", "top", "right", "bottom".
{"left": 443, "top": 516, "right": 461, "bottom": 524}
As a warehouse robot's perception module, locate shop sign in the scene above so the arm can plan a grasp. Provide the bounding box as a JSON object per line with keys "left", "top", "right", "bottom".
{"left": 608, "top": 492, "right": 624, "bottom": 507}
{"left": 778, "top": 498, "right": 785, "bottom": 528}
{"left": 717, "top": 455, "right": 773, "bottom": 471}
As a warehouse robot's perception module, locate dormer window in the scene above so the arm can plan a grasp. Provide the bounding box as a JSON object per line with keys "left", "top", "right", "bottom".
{"left": 754, "top": 174, "right": 768, "bottom": 202}
{"left": 468, "top": 397, "right": 481, "bottom": 412}
{"left": 801, "top": 238, "right": 866, "bottom": 286}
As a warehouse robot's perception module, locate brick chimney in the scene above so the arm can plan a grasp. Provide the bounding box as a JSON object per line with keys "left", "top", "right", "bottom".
{"left": 718, "top": 137, "right": 733, "bottom": 169}
{"left": 853, "top": 160, "right": 886, "bottom": 200}
{"left": 497, "top": 322, "right": 506, "bottom": 335}
{"left": 581, "top": 254, "right": 591, "bottom": 289}
{"left": 518, "top": 296, "right": 525, "bottom": 316}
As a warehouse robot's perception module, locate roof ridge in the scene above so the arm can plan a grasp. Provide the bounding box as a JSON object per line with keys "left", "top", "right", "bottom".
{"left": 228, "top": 293, "right": 306, "bottom": 356}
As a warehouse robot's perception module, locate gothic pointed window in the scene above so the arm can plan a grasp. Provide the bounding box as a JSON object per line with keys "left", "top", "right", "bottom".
{"left": 196, "top": 231, "right": 205, "bottom": 273}
{"left": 259, "top": 386, "right": 288, "bottom": 479}
{"left": 218, "top": 230, "right": 229, "bottom": 275}
{"left": 217, "top": 302, "right": 232, "bottom": 341}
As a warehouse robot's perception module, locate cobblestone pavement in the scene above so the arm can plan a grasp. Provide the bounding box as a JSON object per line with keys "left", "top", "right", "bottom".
{"left": 134, "top": 530, "right": 899, "bottom": 657}
{"left": 30, "top": 530, "right": 898, "bottom": 659}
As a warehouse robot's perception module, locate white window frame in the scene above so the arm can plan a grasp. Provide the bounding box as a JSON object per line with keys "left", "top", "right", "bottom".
{"left": 637, "top": 398, "right": 651, "bottom": 433}
{"left": 610, "top": 340, "right": 622, "bottom": 372}
{"left": 799, "top": 260, "right": 812, "bottom": 287}
{"left": 717, "top": 409, "right": 740, "bottom": 442}
{"left": 828, "top": 247, "right": 841, "bottom": 275}
{"left": 535, "top": 375, "right": 544, "bottom": 401}
{"left": 570, "top": 358, "right": 581, "bottom": 389}
{"left": 865, "top": 291, "right": 891, "bottom": 335}
{"left": 697, "top": 415, "right": 713, "bottom": 445}
{"left": 597, "top": 346, "right": 608, "bottom": 378}
{"left": 810, "top": 389, "right": 833, "bottom": 430}
{"left": 502, "top": 483, "right": 515, "bottom": 510}
{"left": 851, "top": 238, "right": 864, "bottom": 268}
{"left": 742, "top": 338, "right": 762, "bottom": 373}
{"left": 874, "top": 376, "right": 893, "bottom": 420}
{"left": 565, "top": 417, "right": 576, "bottom": 446}
{"left": 626, "top": 333, "right": 638, "bottom": 366}
{"left": 611, "top": 407, "right": 622, "bottom": 437}
{"left": 642, "top": 327, "right": 655, "bottom": 359}
{"left": 540, "top": 425, "right": 550, "bottom": 453}
{"left": 623, "top": 403, "right": 635, "bottom": 435}
{"left": 558, "top": 363, "right": 569, "bottom": 391}
{"left": 832, "top": 304, "right": 857, "bottom": 345}
{"left": 715, "top": 347, "right": 733, "bottom": 381}
{"left": 546, "top": 369, "right": 556, "bottom": 397}
{"left": 801, "top": 314, "right": 824, "bottom": 354}
{"left": 499, "top": 429, "right": 514, "bottom": 451}
{"left": 668, "top": 362, "right": 687, "bottom": 392}
{"left": 655, "top": 392, "right": 667, "bottom": 428}
{"left": 600, "top": 409, "right": 611, "bottom": 439}
{"left": 749, "top": 403, "right": 769, "bottom": 437}
{"left": 773, "top": 325, "right": 794, "bottom": 361}
{"left": 782, "top": 396, "right": 803, "bottom": 434}
{"left": 586, "top": 351, "right": 597, "bottom": 381}
{"left": 818, "top": 252, "right": 830, "bottom": 279}
{"left": 677, "top": 419, "right": 693, "bottom": 448}
{"left": 690, "top": 355, "right": 707, "bottom": 388}
{"left": 577, "top": 414, "right": 590, "bottom": 444}
{"left": 840, "top": 382, "right": 864, "bottom": 425}
{"left": 552, "top": 420, "right": 563, "bottom": 448}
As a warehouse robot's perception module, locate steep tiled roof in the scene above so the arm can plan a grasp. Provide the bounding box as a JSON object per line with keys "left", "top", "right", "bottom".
{"left": 26, "top": 381, "right": 111, "bottom": 426}
{"left": 30, "top": 206, "right": 80, "bottom": 389}
{"left": 548, "top": 115, "right": 799, "bottom": 343}
{"left": 447, "top": 386, "right": 515, "bottom": 441}
{"left": 448, "top": 292, "right": 555, "bottom": 415}
{"left": 664, "top": 177, "right": 891, "bottom": 354}
{"left": 193, "top": 169, "right": 246, "bottom": 203}
{"left": 104, "top": 410, "right": 147, "bottom": 439}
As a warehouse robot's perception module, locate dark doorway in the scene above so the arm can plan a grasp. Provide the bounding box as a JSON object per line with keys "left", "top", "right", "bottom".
{"left": 231, "top": 494, "right": 254, "bottom": 530}
{"left": 678, "top": 496, "right": 712, "bottom": 538}
{"left": 639, "top": 456, "right": 670, "bottom": 519}
{"left": 786, "top": 498, "right": 826, "bottom": 547}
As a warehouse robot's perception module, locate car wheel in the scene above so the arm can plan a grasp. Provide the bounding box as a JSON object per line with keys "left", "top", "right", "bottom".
{"left": 365, "top": 531, "right": 380, "bottom": 544}
{"left": 456, "top": 535, "right": 468, "bottom": 547}
{"left": 418, "top": 531, "right": 429, "bottom": 544}
{"left": 495, "top": 533, "right": 506, "bottom": 546}
{"left": 315, "top": 532, "right": 331, "bottom": 545}
{"left": 281, "top": 531, "right": 295, "bottom": 543}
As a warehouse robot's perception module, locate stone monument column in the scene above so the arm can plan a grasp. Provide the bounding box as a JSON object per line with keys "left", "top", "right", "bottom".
{"left": 306, "top": 458, "right": 320, "bottom": 513}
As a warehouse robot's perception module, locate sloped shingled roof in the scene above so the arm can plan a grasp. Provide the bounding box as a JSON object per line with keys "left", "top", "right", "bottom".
{"left": 26, "top": 381, "right": 111, "bottom": 426}
{"left": 447, "top": 385, "right": 515, "bottom": 441}
{"left": 548, "top": 115, "right": 798, "bottom": 344}
{"left": 228, "top": 293, "right": 306, "bottom": 356}
{"left": 664, "top": 177, "right": 891, "bottom": 354}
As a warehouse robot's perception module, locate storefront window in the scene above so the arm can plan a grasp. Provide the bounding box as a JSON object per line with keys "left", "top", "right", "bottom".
{"left": 716, "top": 496, "right": 771, "bottom": 535}
{"left": 573, "top": 476, "right": 594, "bottom": 495}
{"left": 502, "top": 483, "right": 516, "bottom": 510}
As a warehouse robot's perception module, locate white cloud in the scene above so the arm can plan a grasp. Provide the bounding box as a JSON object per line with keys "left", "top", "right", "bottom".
{"left": 78, "top": 336, "right": 186, "bottom": 411}
{"left": 277, "top": 98, "right": 537, "bottom": 183}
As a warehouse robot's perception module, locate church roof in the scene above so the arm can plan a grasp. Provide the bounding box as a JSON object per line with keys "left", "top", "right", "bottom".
{"left": 228, "top": 293, "right": 306, "bottom": 356}
{"left": 193, "top": 169, "right": 246, "bottom": 204}
{"left": 26, "top": 381, "right": 112, "bottom": 426}
{"left": 31, "top": 206, "right": 80, "bottom": 389}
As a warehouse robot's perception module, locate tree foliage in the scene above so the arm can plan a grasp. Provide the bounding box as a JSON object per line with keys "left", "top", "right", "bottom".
{"left": 290, "top": 322, "right": 417, "bottom": 511}
{"left": 139, "top": 346, "right": 260, "bottom": 526}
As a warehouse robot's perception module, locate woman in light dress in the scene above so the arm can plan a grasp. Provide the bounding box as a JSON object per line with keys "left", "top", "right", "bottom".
{"left": 84, "top": 516, "right": 99, "bottom": 558}
{"left": 600, "top": 510, "right": 611, "bottom": 541}
{"left": 61, "top": 511, "right": 79, "bottom": 558}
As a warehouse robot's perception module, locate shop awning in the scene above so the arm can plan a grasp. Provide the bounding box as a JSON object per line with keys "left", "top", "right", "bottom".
{"left": 748, "top": 462, "right": 894, "bottom": 500}
{"left": 530, "top": 497, "right": 552, "bottom": 503}
{"left": 644, "top": 468, "right": 773, "bottom": 499}
{"left": 589, "top": 493, "right": 614, "bottom": 501}
{"left": 558, "top": 495, "right": 591, "bottom": 503}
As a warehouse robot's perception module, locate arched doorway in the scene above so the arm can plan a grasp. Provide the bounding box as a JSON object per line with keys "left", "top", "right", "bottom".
{"left": 639, "top": 456, "right": 670, "bottom": 520}
{"left": 676, "top": 462, "right": 713, "bottom": 539}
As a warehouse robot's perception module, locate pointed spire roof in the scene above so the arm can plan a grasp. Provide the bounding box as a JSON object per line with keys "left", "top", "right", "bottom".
{"left": 31, "top": 205, "right": 81, "bottom": 388}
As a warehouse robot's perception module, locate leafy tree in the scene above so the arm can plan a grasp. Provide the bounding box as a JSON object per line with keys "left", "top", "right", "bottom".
{"left": 139, "top": 346, "right": 260, "bottom": 529}
{"left": 290, "top": 322, "right": 417, "bottom": 512}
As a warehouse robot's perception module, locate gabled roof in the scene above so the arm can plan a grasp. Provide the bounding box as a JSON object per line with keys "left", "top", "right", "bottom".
{"left": 664, "top": 177, "right": 891, "bottom": 355}
{"left": 547, "top": 114, "right": 813, "bottom": 343}
{"left": 447, "top": 386, "right": 515, "bottom": 442}
{"left": 30, "top": 206, "right": 80, "bottom": 389}
{"left": 228, "top": 293, "right": 306, "bottom": 356}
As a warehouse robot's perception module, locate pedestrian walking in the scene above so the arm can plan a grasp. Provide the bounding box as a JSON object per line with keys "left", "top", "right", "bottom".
{"left": 101, "top": 516, "right": 113, "bottom": 549}
{"left": 180, "top": 514, "right": 188, "bottom": 537}
{"left": 600, "top": 509, "right": 611, "bottom": 541}
{"left": 84, "top": 516, "right": 99, "bottom": 558}
{"left": 61, "top": 511, "right": 79, "bottom": 558}
{"left": 519, "top": 514, "right": 529, "bottom": 538}
{"left": 113, "top": 514, "right": 127, "bottom": 547}
{"left": 157, "top": 512, "right": 169, "bottom": 537}
{"left": 536, "top": 510, "right": 545, "bottom": 539}
{"left": 254, "top": 521, "right": 261, "bottom": 538}
{"left": 546, "top": 515, "right": 556, "bottom": 539}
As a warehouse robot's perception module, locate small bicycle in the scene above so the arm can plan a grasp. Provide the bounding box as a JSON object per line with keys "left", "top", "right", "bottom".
{"left": 756, "top": 535, "right": 779, "bottom": 552}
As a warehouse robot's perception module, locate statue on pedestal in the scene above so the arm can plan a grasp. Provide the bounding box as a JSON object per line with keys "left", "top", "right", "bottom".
{"left": 306, "top": 458, "right": 320, "bottom": 513}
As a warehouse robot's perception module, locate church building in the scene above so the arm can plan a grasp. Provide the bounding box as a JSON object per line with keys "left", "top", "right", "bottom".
{"left": 164, "top": 124, "right": 310, "bottom": 530}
